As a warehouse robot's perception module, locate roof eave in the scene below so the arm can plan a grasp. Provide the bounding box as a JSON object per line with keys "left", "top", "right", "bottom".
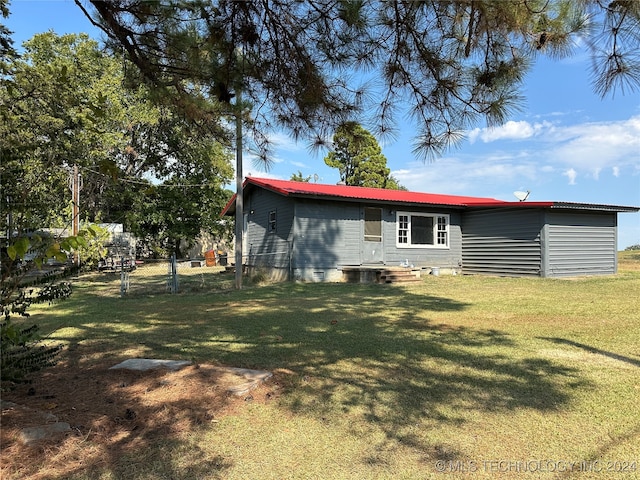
{"left": 285, "top": 192, "right": 467, "bottom": 209}
{"left": 466, "top": 201, "right": 639, "bottom": 212}
{"left": 220, "top": 195, "right": 236, "bottom": 216}
{"left": 549, "top": 202, "right": 639, "bottom": 213}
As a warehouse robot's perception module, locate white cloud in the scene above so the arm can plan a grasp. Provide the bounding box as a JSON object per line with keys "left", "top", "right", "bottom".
{"left": 544, "top": 116, "right": 640, "bottom": 171}
{"left": 243, "top": 169, "right": 280, "bottom": 180}
{"left": 468, "top": 120, "right": 552, "bottom": 143}
{"left": 463, "top": 115, "right": 640, "bottom": 187}
{"left": 564, "top": 168, "right": 578, "bottom": 185}
{"left": 393, "top": 157, "right": 538, "bottom": 196}
{"left": 268, "top": 132, "right": 304, "bottom": 152}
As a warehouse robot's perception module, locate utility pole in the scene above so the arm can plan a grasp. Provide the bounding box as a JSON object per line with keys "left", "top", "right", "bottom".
{"left": 234, "top": 87, "right": 243, "bottom": 290}
{"left": 69, "top": 165, "right": 82, "bottom": 266}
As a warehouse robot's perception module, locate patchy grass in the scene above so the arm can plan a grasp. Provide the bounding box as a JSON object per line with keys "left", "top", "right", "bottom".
{"left": 2, "top": 257, "right": 639, "bottom": 479}
{"left": 619, "top": 249, "right": 640, "bottom": 272}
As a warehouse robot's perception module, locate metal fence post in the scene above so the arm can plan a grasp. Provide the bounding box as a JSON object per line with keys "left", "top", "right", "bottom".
{"left": 173, "top": 255, "right": 178, "bottom": 293}
{"left": 120, "top": 256, "right": 129, "bottom": 297}
{"left": 168, "top": 255, "right": 178, "bottom": 293}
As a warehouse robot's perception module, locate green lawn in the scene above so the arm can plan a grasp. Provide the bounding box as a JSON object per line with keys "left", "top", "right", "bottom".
{"left": 19, "top": 253, "right": 640, "bottom": 478}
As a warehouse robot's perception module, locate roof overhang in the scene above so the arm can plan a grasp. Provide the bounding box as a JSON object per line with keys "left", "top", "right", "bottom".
{"left": 221, "top": 177, "right": 639, "bottom": 216}
{"left": 468, "top": 201, "right": 639, "bottom": 213}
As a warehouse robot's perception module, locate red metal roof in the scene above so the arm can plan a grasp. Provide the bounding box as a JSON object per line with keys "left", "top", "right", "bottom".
{"left": 221, "top": 177, "right": 638, "bottom": 216}
{"left": 251, "top": 177, "right": 506, "bottom": 204}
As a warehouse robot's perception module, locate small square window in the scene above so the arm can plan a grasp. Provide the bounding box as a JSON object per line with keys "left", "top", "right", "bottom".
{"left": 268, "top": 210, "right": 277, "bottom": 233}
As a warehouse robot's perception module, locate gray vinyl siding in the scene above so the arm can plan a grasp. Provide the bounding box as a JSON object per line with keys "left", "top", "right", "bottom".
{"left": 244, "top": 189, "right": 293, "bottom": 269}
{"left": 462, "top": 208, "right": 543, "bottom": 276}
{"left": 292, "top": 200, "right": 361, "bottom": 270}
{"left": 543, "top": 211, "right": 617, "bottom": 277}
{"left": 291, "top": 201, "right": 464, "bottom": 277}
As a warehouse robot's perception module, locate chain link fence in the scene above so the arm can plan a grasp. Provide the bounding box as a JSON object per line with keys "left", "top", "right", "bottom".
{"left": 91, "top": 249, "right": 295, "bottom": 297}
{"left": 92, "top": 255, "right": 234, "bottom": 297}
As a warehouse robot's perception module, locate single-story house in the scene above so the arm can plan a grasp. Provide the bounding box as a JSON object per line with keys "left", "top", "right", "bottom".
{"left": 221, "top": 177, "right": 639, "bottom": 282}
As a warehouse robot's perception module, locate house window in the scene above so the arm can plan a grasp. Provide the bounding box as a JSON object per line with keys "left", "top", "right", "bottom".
{"left": 397, "top": 212, "right": 449, "bottom": 248}
{"left": 268, "top": 210, "right": 276, "bottom": 233}
{"left": 364, "top": 207, "right": 382, "bottom": 242}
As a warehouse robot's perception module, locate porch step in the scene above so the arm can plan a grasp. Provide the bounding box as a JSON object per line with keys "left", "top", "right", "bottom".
{"left": 379, "top": 269, "right": 422, "bottom": 284}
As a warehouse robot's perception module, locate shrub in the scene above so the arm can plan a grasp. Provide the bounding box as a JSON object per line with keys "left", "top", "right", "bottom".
{"left": 1, "top": 228, "right": 103, "bottom": 388}
{"left": 0, "top": 282, "right": 70, "bottom": 388}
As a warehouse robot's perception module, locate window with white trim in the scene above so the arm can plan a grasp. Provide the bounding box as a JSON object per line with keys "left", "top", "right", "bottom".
{"left": 396, "top": 212, "right": 449, "bottom": 248}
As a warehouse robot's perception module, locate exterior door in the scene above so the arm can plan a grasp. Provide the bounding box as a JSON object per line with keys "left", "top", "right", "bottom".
{"left": 362, "top": 206, "right": 384, "bottom": 263}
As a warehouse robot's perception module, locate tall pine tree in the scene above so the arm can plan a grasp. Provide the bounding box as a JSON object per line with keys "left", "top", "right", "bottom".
{"left": 324, "top": 122, "right": 404, "bottom": 190}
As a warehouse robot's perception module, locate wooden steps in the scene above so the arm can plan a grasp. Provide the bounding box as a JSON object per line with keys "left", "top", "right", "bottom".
{"left": 378, "top": 268, "right": 422, "bottom": 284}
{"left": 342, "top": 266, "right": 424, "bottom": 284}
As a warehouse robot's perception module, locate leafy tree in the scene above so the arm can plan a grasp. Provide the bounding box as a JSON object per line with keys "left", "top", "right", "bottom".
{"left": 0, "top": 0, "right": 16, "bottom": 76}
{"left": 1, "top": 32, "right": 130, "bottom": 237}
{"left": 1, "top": 32, "right": 234, "bottom": 257}
{"left": 97, "top": 111, "right": 235, "bottom": 257}
{"left": 73, "top": 0, "right": 640, "bottom": 160}
{"left": 290, "top": 171, "right": 312, "bottom": 182}
{"left": 127, "top": 140, "right": 234, "bottom": 258}
{"left": 384, "top": 176, "right": 408, "bottom": 191}
{"left": 325, "top": 122, "right": 403, "bottom": 189}
{"left": 0, "top": 22, "right": 114, "bottom": 385}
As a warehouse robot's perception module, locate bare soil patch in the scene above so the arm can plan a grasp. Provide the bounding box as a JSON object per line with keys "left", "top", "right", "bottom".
{"left": 1, "top": 344, "right": 283, "bottom": 479}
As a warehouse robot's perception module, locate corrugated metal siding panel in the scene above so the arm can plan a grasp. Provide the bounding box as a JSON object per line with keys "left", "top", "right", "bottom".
{"left": 545, "top": 211, "right": 617, "bottom": 277}
{"left": 293, "top": 200, "right": 360, "bottom": 269}
{"left": 462, "top": 209, "right": 543, "bottom": 276}
{"left": 383, "top": 209, "right": 463, "bottom": 268}
{"left": 245, "top": 189, "right": 293, "bottom": 269}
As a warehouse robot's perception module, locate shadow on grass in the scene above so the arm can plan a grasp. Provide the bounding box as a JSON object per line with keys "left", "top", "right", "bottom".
{"left": 540, "top": 337, "right": 640, "bottom": 368}
{"left": 13, "top": 280, "right": 587, "bottom": 475}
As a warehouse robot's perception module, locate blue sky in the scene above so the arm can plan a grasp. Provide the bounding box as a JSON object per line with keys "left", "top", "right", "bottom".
{"left": 5, "top": 0, "right": 640, "bottom": 248}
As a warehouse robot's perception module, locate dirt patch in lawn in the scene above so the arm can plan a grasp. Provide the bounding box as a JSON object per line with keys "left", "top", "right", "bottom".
{"left": 0, "top": 344, "right": 285, "bottom": 480}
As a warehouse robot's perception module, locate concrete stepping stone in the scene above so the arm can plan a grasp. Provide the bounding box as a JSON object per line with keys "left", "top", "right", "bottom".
{"left": 108, "top": 359, "right": 272, "bottom": 395}
{"left": 19, "top": 422, "right": 71, "bottom": 445}
{"left": 223, "top": 367, "right": 273, "bottom": 396}
{"left": 109, "top": 358, "right": 192, "bottom": 371}
{"left": 2, "top": 401, "right": 72, "bottom": 445}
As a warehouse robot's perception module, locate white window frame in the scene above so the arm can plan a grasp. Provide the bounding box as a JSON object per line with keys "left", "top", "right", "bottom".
{"left": 396, "top": 212, "right": 450, "bottom": 249}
